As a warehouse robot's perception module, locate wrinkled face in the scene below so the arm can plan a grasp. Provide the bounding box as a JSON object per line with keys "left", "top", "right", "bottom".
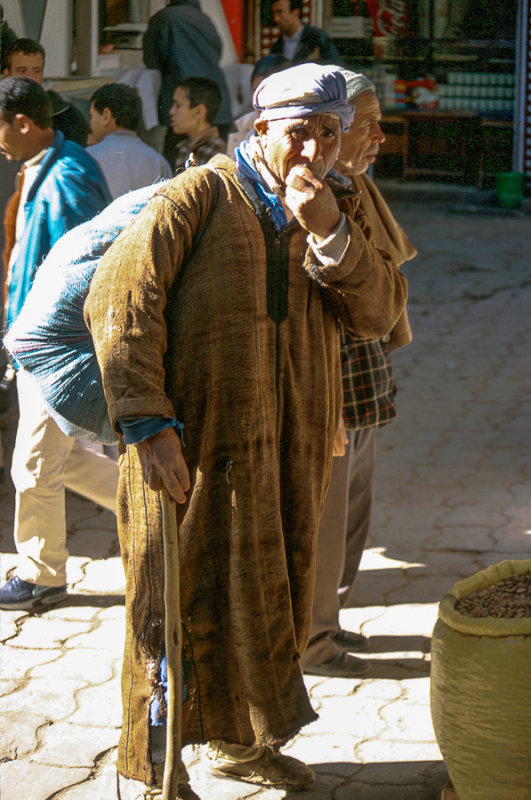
{"left": 272, "top": 0, "right": 301, "bottom": 36}
{"left": 338, "top": 91, "right": 385, "bottom": 175}
{"left": 169, "top": 86, "right": 197, "bottom": 135}
{"left": 257, "top": 113, "right": 342, "bottom": 187}
{"left": 89, "top": 103, "right": 107, "bottom": 142}
{"left": 5, "top": 51, "right": 44, "bottom": 83}
{"left": 0, "top": 114, "right": 26, "bottom": 161}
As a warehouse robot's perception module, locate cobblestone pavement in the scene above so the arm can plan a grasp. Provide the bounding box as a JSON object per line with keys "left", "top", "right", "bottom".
{"left": 1, "top": 185, "right": 530, "bottom": 800}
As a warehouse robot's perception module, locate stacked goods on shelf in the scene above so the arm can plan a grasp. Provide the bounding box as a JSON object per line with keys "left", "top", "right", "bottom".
{"left": 438, "top": 72, "right": 515, "bottom": 113}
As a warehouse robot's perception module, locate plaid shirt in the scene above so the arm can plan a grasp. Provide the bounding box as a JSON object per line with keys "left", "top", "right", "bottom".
{"left": 341, "top": 329, "right": 397, "bottom": 431}
{"left": 174, "top": 126, "right": 226, "bottom": 171}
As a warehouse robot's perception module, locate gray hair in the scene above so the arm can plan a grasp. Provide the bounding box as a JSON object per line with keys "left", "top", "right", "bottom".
{"left": 337, "top": 69, "right": 376, "bottom": 102}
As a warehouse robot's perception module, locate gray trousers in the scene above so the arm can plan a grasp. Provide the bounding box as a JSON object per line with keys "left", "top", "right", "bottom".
{"left": 301, "top": 428, "right": 375, "bottom": 667}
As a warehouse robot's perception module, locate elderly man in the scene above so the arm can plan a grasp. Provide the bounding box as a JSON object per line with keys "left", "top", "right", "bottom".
{"left": 85, "top": 63, "right": 407, "bottom": 800}
{"left": 301, "top": 70, "right": 417, "bottom": 678}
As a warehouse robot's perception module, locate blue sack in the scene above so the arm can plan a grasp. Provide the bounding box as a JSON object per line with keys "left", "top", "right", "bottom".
{"left": 5, "top": 181, "right": 169, "bottom": 444}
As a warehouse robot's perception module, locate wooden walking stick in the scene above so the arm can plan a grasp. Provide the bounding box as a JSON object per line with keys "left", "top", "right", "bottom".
{"left": 161, "top": 488, "right": 182, "bottom": 800}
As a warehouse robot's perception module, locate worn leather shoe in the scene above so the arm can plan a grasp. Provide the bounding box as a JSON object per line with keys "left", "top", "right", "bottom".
{"left": 210, "top": 746, "right": 315, "bottom": 791}
{"left": 303, "top": 650, "right": 370, "bottom": 678}
{"left": 331, "top": 628, "right": 369, "bottom": 652}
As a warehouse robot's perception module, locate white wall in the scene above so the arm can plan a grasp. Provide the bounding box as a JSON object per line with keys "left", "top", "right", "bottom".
{"left": 2, "top": 0, "right": 74, "bottom": 77}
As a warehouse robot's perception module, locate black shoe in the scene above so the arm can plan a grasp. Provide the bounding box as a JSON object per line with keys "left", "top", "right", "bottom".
{"left": 0, "top": 576, "right": 67, "bottom": 610}
{"left": 303, "top": 650, "right": 370, "bottom": 678}
{"left": 331, "top": 628, "right": 369, "bottom": 652}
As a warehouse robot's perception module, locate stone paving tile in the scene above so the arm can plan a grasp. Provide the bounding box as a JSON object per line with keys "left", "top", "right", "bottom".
{"left": 490, "top": 529, "right": 531, "bottom": 554}
{"left": 433, "top": 504, "right": 508, "bottom": 528}
{"left": 1, "top": 711, "right": 42, "bottom": 759}
{"left": 354, "top": 739, "right": 442, "bottom": 764}
{"left": 476, "top": 552, "right": 531, "bottom": 570}
{"left": 336, "top": 779, "right": 440, "bottom": 800}
{"left": 349, "top": 573, "right": 409, "bottom": 605}
{"left": 186, "top": 759, "right": 284, "bottom": 800}
{"left": 355, "top": 604, "right": 439, "bottom": 638}
{"left": 67, "top": 528, "right": 119, "bottom": 560}
{"left": 63, "top": 618, "right": 125, "bottom": 651}
{"left": 376, "top": 506, "right": 441, "bottom": 533}
{"left": 73, "top": 557, "right": 125, "bottom": 594}
{"left": 70, "top": 510, "right": 117, "bottom": 532}
{"left": 444, "top": 484, "right": 516, "bottom": 506}
{"left": 5, "top": 615, "right": 94, "bottom": 650}
{"left": 97, "top": 604, "right": 126, "bottom": 621}
{"left": 65, "top": 557, "right": 88, "bottom": 586}
{"left": 400, "top": 467, "right": 471, "bottom": 489}
{"left": 45, "top": 604, "right": 119, "bottom": 623}
{"left": 423, "top": 526, "right": 496, "bottom": 552}
{"left": 403, "top": 550, "right": 480, "bottom": 577}
{"left": 386, "top": 575, "right": 463, "bottom": 605}
{"left": 305, "top": 696, "right": 388, "bottom": 737}
{"left": 463, "top": 465, "right": 530, "bottom": 487}
{"left": 283, "top": 733, "right": 363, "bottom": 772}
{"left": 0, "top": 553, "right": 20, "bottom": 582}
{"left": 53, "top": 749, "right": 118, "bottom": 799}
{"left": 0, "top": 761, "right": 91, "bottom": 800}
{"left": 305, "top": 674, "right": 380, "bottom": 701}
{"left": 0, "top": 677, "right": 18, "bottom": 695}
{"left": 29, "top": 647, "right": 115, "bottom": 684}
{"left": 2, "top": 639, "right": 63, "bottom": 672}
{"left": 0, "top": 611, "right": 27, "bottom": 643}
{"left": 33, "top": 721, "right": 119, "bottom": 768}
{"left": 1, "top": 677, "right": 80, "bottom": 719}
{"left": 67, "top": 680, "right": 123, "bottom": 727}
{"left": 379, "top": 701, "right": 436, "bottom": 742}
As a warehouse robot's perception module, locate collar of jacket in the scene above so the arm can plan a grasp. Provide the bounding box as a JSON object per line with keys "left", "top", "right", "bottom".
{"left": 326, "top": 167, "right": 362, "bottom": 200}
{"left": 26, "top": 130, "right": 64, "bottom": 206}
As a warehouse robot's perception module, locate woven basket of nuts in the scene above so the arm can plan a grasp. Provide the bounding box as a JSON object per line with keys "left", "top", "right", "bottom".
{"left": 430, "top": 559, "right": 531, "bottom": 800}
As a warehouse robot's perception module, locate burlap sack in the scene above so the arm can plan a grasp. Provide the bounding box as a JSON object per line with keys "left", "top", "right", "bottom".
{"left": 430, "top": 559, "right": 531, "bottom": 800}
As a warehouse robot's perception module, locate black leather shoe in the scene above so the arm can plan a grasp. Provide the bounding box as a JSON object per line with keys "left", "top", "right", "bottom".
{"left": 331, "top": 628, "right": 369, "bottom": 652}
{"left": 0, "top": 576, "right": 67, "bottom": 610}
{"left": 303, "top": 650, "right": 370, "bottom": 678}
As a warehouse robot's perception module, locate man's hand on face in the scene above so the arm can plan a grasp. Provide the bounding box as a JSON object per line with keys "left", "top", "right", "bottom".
{"left": 284, "top": 165, "right": 341, "bottom": 241}
{"left": 135, "top": 426, "right": 190, "bottom": 504}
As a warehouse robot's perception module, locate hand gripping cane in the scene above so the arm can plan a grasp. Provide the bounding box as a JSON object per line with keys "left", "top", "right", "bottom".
{"left": 161, "top": 488, "right": 182, "bottom": 800}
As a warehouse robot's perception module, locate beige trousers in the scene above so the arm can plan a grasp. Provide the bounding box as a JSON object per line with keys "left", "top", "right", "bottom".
{"left": 301, "top": 428, "right": 375, "bottom": 668}
{"left": 11, "top": 369, "right": 119, "bottom": 586}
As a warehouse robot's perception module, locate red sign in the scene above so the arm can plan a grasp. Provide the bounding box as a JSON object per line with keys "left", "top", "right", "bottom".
{"left": 367, "top": 0, "right": 409, "bottom": 38}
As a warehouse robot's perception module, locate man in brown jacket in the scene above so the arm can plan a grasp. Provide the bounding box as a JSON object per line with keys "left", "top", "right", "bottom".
{"left": 85, "top": 63, "right": 407, "bottom": 800}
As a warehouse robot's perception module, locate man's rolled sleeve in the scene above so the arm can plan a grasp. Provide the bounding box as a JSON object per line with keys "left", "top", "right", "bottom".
{"left": 307, "top": 213, "right": 349, "bottom": 266}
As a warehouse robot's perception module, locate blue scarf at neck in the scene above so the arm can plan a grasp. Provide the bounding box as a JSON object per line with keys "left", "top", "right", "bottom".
{"left": 235, "top": 139, "right": 288, "bottom": 231}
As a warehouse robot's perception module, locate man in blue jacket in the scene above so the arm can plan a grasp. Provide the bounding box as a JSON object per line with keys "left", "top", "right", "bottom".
{"left": 0, "top": 77, "right": 117, "bottom": 610}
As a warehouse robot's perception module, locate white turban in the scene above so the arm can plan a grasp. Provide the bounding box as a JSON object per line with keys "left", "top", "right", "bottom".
{"left": 253, "top": 63, "right": 354, "bottom": 132}
{"left": 336, "top": 68, "right": 376, "bottom": 102}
